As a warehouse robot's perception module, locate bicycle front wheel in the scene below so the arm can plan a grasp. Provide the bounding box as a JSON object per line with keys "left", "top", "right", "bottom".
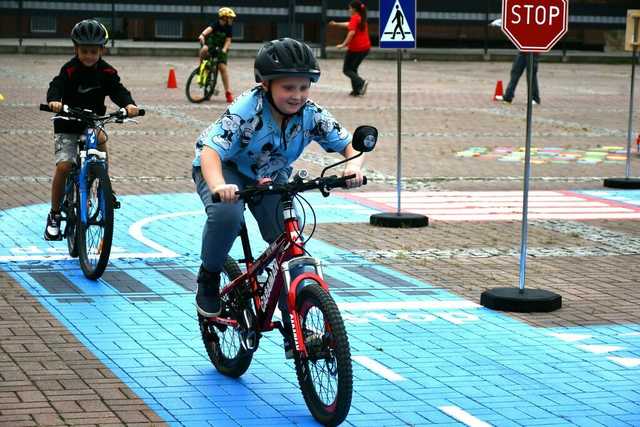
{"left": 294, "top": 281, "right": 352, "bottom": 426}
{"left": 198, "top": 256, "right": 254, "bottom": 378}
{"left": 186, "top": 66, "right": 214, "bottom": 103}
{"left": 78, "top": 163, "right": 113, "bottom": 279}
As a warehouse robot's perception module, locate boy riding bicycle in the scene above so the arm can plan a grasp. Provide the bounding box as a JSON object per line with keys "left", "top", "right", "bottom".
{"left": 198, "top": 6, "right": 236, "bottom": 103}
{"left": 192, "top": 38, "right": 365, "bottom": 327}
{"left": 44, "top": 19, "right": 139, "bottom": 241}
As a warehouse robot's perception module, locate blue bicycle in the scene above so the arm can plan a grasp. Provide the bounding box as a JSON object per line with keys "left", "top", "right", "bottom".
{"left": 40, "top": 104, "right": 145, "bottom": 279}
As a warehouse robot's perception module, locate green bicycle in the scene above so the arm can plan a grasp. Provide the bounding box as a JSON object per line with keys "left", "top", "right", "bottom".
{"left": 186, "top": 46, "right": 221, "bottom": 103}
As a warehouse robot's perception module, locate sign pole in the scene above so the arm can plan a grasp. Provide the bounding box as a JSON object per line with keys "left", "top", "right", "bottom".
{"left": 371, "top": 0, "right": 427, "bottom": 228}
{"left": 481, "top": 0, "right": 565, "bottom": 313}
{"left": 625, "top": 18, "right": 637, "bottom": 179}
{"left": 604, "top": 12, "right": 640, "bottom": 189}
{"left": 396, "top": 48, "right": 402, "bottom": 215}
{"left": 518, "top": 53, "right": 534, "bottom": 292}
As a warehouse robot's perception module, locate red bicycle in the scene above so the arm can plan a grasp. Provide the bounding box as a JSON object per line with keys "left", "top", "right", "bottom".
{"left": 198, "top": 126, "right": 377, "bottom": 426}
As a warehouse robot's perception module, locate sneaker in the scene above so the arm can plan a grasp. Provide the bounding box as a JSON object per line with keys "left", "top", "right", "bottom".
{"left": 44, "top": 211, "right": 63, "bottom": 241}
{"left": 358, "top": 80, "right": 369, "bottom": 96}
{"left": 225, "top": 91, "right": 234, "bottom": 103}
{"left": 501, "top": 97, "right": 513, "bottom": 104}
{"left": 533, "top": 98, "right": 541, "bottom": 105}
{"left": 348, "top": 90, "right": 357, "bottom": 97}
{"left": 196, "top": 265, "right": 221, "bottom": 317}
{"left": 283, "top": 338, "right": 294, "bottom": 359}
{"left": 112, "top": 191, "right": 121, "bottom": 209}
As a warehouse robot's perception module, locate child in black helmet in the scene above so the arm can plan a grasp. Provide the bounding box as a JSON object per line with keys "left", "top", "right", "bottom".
{"left": 192, "top": 38, "right": 365, "bottom": 325}
{"left": 44, "top": 19, "right": 139, "bottom": 241}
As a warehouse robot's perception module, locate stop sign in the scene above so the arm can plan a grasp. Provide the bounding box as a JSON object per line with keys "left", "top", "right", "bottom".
{"left": 502, "top": 0, "right": 568, "bottom": 52}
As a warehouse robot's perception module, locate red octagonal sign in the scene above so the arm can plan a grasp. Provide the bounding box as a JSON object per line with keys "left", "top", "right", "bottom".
{"left": 502, "top": 0, "right": 568, "bottom": 52}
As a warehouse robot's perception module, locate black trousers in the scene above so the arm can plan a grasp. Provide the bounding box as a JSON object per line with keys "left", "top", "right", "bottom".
{"left": 504, "top": 52, "right": 540, "bottom": 102}
{"left": 342, "top": 50, "right": 369, "bottom": 93}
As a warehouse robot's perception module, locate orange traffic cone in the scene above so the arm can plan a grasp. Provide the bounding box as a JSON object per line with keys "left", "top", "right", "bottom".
{"left": 167, "top": 68, "right": 177, "bottom": 89}
{"left": 493, "top": 80, "right": 504, "bottom": 101}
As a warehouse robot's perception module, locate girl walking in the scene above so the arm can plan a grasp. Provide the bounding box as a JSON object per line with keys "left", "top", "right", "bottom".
{"left": 330, "top": 1, "right": 371, "bottom": 96}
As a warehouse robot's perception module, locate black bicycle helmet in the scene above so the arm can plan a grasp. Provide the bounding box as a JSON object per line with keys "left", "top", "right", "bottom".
{"left": 254, "top": 38, "right": 320, "bottom": 83}
{"left": 71, "top": 19, "right": 108, "bottom": 46}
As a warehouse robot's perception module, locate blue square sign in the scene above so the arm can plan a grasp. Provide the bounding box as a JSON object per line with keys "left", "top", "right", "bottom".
{"left": 379, "top": 0, "right": 416, "bottom": 49}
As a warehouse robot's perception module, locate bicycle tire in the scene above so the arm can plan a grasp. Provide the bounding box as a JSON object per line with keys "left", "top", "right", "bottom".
{"left": 207, "top": 62, "right": 219, "bottom": 99}
{"left": 64, "top": 177, "right": 79, "bottom": 258}
{"left": 77, "top": 163, "right": 113, "bottom": 279}
{"left": 294, "top": 282, "right": 352, "bottom": 426}
{"left": 198, "top": 256, "right": 254, "bottom": 378}
{"left": 186, "top": 66, "right": 214, "bottom": 103}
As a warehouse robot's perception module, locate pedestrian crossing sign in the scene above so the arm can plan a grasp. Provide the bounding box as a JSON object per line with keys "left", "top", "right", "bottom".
{"left": 379, "top": 0, "right": 416, "bottom": 49}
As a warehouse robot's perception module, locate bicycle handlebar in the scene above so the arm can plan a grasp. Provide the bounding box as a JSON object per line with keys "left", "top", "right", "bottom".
{"left": 39, "top": 103, "right": 146, "bottom": 118}
{"left": 211, "top": 174, "right": 368, "bottom": 204}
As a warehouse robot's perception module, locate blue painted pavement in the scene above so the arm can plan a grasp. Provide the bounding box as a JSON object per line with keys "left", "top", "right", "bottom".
{"left": 1, "top": 191, "right": 639, "bottom": 426}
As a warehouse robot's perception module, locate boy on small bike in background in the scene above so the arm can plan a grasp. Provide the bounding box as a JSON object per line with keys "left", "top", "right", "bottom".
{"left": 192, "top": 38, "right": 365, "bottom": 335}
{"left": 44, "top": 19, "right": 139, "bottom": 241}
{"left": 198, "top": 6, "right": 236, "bottom": 103}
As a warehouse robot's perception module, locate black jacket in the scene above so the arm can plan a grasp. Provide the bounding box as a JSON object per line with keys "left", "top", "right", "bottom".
{"left": 46, "top": 57, "right": 136, "bottom": 134}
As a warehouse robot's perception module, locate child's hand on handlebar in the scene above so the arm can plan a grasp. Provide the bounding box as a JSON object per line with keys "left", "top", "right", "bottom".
{"left": 213, "top": 183, "right": 239, "bottom": 203}
{"left": 342, "top": 166, "right": 364, "bottom": 188}
{"left": 49, "top": 101, "right": 62, "bottom": 113}
{"left": 125, "top": 104, "right": 139, "bottom": 117}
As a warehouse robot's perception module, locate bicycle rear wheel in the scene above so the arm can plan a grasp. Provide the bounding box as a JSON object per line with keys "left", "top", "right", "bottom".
{"left": 186, "top": 66, "right": 215, "bottom": 103}
{"left": 294, "top": 281, "right": 352, "bottom": 426}
{"left": 63, "top": 177, "right": 79, "bottom": 258}
{"left": 78, "top": 163, "right": 113, "bottom": 279}
{"left": 198, "top": 256, "right": 254, "bottom": 378}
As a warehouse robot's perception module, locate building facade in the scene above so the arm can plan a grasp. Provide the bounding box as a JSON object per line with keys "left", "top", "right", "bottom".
{"left": 0, "top": 0, "right": 635, "bottom": 51}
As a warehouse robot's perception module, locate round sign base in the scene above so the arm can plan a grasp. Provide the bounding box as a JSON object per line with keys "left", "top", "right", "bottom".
{"left": 370, "top": 212, "right": 429, "bottom": 228}
{"left": 603, "top": 177, "right": 640, "bottom": 189}
{"left": 480, "top": 287, "right": 561, "bottom": 313}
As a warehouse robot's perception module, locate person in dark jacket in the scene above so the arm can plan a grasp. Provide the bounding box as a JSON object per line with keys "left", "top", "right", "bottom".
{"left": 44, "top": 19, "right": 139, "bottom": 241}
{"left": 503, "top": 51, "right": 541, "bottom": 105}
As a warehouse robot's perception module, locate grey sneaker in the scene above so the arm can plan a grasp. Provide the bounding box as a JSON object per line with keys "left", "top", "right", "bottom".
{"left": 196, "top": 266, "right": 221, "bottom": 317}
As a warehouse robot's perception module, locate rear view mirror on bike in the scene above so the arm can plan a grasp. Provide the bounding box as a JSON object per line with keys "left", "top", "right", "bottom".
{"left": 351, "top": 125, "right": 378, "bottom": 152}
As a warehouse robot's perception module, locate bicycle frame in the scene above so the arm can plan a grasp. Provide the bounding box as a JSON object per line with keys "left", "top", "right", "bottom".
{"left": 212, "top": 195, "right": 328, "bottom": 359}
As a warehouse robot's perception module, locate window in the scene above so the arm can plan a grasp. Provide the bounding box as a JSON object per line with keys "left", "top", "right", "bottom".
{"left": 31, "top": 15, "right": 56, "bottom": 33}
{"left": 277, "top": 23, "right": 303, "bottom": 40}
{"left": 232, "top": 23, "right": 244, "bottom": 40}
{"left": 155, "top": 19, "right": 182, "bottom": 39}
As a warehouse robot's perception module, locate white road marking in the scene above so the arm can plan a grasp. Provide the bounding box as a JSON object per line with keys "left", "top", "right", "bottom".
{"left": 577, "top": 344, "right": 625, "bottom": 354}
{"left": 439, "top": 406, "right": 492, "bottom": 427}
{"left": 548, "top": 332, "right": 593, "bottom": 342}
{"left": 352, "top": 356, "right": 405, "bottom": 382}
{"left": 346, "top": 191, "right": 640, "bottom": 221}
{"left": 338, "top": 300, "right": 480, "bottom": 311}
{"left": 0, "top": 211, "right": 204, "bottom": 263}
{"left": 607, "top": 357, "right": 640, "bottom": 368}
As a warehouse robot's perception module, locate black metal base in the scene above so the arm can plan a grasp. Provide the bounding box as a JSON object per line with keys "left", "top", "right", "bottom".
{"left": 603, "top": 177, "right": 640, "bottom": 189}
{"left": 480, "top": 287, "right": 562, "bottom": 313}
{"left": 370, "top": 212, "right": 429, "bottom": 228}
